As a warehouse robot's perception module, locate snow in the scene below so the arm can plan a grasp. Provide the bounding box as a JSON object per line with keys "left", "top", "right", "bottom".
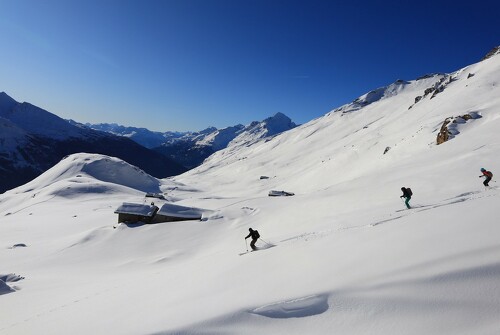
{"left": 157, "top": 203, "right": 204, "bottom": 219}
{"left": 1, "top": 53, "right": 500, "bottom": 334}
{"left": 114, "top": 202, "right": 158, "bottom": 217}
{"left": 5, "top": 153, "right": 163, "bottom": 196}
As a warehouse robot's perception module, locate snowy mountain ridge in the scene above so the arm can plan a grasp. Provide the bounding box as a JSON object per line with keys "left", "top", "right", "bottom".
{"left": 83, "top": 113, "right": 296, "bottom": 169}
{"left": 84, "top": 112, "right": 297, "bottom": 171}
{"left": 84, "top": 112, "right": 297, "bottom": 151}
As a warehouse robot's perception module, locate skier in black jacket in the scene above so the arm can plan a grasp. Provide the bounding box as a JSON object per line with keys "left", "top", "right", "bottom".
{"left": 400, "top": 187, "right": 412, "bottom": 209}
{"left": 245, "top": 228, "right": 260, "bottom": 251}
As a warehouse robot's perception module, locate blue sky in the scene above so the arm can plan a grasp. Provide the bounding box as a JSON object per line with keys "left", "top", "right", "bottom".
{"left": 1, "top": 0, "right": 499, "bottom": 131}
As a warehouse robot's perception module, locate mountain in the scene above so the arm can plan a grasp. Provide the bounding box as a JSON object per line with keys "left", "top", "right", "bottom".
{"left": 86, "top": 112, "right": 297, "bottom": 169}
{"left": 0, "top": 93, "right": 186, "bottom": 193}
{"left": 1, "top": 47, "right": 500, "bottom": 335}
{"left": 77, "top": 122, "right": 184, "bottom": 149}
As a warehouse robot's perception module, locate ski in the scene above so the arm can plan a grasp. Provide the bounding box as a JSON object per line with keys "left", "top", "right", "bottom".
{"left": 239, "top": 250, "right": 256, "bottom": 256}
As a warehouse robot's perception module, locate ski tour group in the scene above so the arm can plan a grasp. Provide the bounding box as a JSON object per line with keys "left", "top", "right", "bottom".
{"left": 244, "top": 168, "right": 494, "bottom": 253}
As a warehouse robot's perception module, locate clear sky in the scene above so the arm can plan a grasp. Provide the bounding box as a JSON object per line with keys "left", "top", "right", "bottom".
{"left": 1, "top": 0, "right": 499, "bottom": 131}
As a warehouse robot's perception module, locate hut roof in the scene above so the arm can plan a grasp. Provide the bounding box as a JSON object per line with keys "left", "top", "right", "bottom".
{"left": 157, "top": 203, "right": 203, "bottom": 219}
{"left": 114, "top": 202, "right": 158, "bottom": 217}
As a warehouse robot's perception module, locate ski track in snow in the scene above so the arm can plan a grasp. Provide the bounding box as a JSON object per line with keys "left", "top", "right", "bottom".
{"left": 276, "top": 188, "right": 499, "bottom": 247}
{"left": 0, "top": 283, "right": 123, "bottom": 333}
{"left": 370, "top": 188, "right": 498, "bottom": 227}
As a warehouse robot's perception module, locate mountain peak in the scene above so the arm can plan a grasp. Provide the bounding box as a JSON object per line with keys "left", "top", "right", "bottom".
{"left": 262, "top": 112, "right": 297, "bottom": 134}
{"left": 0, "top": 92, "right": 19, "bottom": 115}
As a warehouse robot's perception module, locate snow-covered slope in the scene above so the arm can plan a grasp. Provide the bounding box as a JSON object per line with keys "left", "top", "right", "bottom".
{"left": 181, "top": 56, "right": 498, "bottom": 197}
{"left": 1, "top": 49, "right": 500, "bottom": 335}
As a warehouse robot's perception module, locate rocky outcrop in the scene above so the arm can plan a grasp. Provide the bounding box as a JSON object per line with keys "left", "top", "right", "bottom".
{"left": 481, "top": 46, "right": 500, "bottom": 61}
{"left": 436, "top": 118, "right": 452, "bottom": 145}
{"left": 410, "top": 75, "right": 455, "bottom": 110}
{"left": 436, "top": 113, "right": 482, "bottom": 145}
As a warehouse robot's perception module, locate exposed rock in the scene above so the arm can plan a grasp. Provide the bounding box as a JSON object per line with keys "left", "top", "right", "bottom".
{"left": 424, "top": 87, "right": 436, "bottom": 96}
{"left": 437, "top": 118, "right": 452, "bottom": 145}
{"left": 481, "top": 46, "right": 500, "bottom": 61}
{"left": 461, "top": 114, "right": 474, "bottom": 121}
{"left": 416, "top": 73, "right": 442, "bottom": 80}
{"left": 436, "top": 113, "right": 482, "bottom": 145}
{"left": 429, "top": 75, "right": 454, "bottom": 99}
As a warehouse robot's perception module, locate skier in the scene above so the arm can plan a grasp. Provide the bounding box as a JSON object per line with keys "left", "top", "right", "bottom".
{"left": 479, "top": 168, "right": 493, "bottom": 187}
{"left": 400, "top": 187, "right": 412, "bottom": 209}
{"left": 245, "top": 228, "right": 260, "bottom": 251}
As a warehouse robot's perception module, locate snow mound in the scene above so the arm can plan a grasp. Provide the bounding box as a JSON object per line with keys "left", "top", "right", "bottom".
{"left": 78, "top": 155, "right": 161, "bottom": 193}
{"left": 251, "top": 294, "right": 329, "bottom": 318}
{"left": 9, "top": 153, "right": 161, "bottom": 194}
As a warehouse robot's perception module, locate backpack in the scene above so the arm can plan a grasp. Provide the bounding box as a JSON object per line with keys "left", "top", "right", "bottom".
{"left": 406, "top": 188, "right": 413, "bottom": 196}
{"left": 254, "top": 230, "right": 260, "bottom": 239}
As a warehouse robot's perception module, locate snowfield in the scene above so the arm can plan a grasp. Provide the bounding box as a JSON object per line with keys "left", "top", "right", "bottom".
{"left": 1, "top": 52, "right": 500, "bottom": 334}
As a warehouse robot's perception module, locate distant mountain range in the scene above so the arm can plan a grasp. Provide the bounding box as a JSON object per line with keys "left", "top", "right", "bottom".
{"left": 0, "top": 91, "right": 298, "bottom": 193}
{"left": 81, "top": 112, "right": 298, "bottom": 169}
{"left": 0, "top": 92, "right": 186, "bottom": 194}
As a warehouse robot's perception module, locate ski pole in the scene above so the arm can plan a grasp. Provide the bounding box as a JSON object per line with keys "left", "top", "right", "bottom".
{"left": 259, "top": 238, "right": 272, "bottom": 246}
{"left": 245, "top": 239, "right": 248, "bottom": 252}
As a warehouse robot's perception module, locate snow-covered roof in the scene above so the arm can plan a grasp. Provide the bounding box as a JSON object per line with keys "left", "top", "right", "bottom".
{"left": 114, "top": 202, "right": 157, "bottom": 216}
{"left": 157, "top": 203, "right": 203, "bottom": 219}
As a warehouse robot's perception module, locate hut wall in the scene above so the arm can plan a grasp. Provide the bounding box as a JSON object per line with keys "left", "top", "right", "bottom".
{"left": 118, "top": 213, "right": 152, "bottom": 223}
{"left": 151, "top": 214, "right": 200, "bottom": 224}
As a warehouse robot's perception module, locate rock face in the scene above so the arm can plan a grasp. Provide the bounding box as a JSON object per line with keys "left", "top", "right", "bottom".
{"left": 436, "top": 113, "right": 482, "bottom": 145}
{"left": 437, "top": 118, "right": 452, "bottom": 145}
